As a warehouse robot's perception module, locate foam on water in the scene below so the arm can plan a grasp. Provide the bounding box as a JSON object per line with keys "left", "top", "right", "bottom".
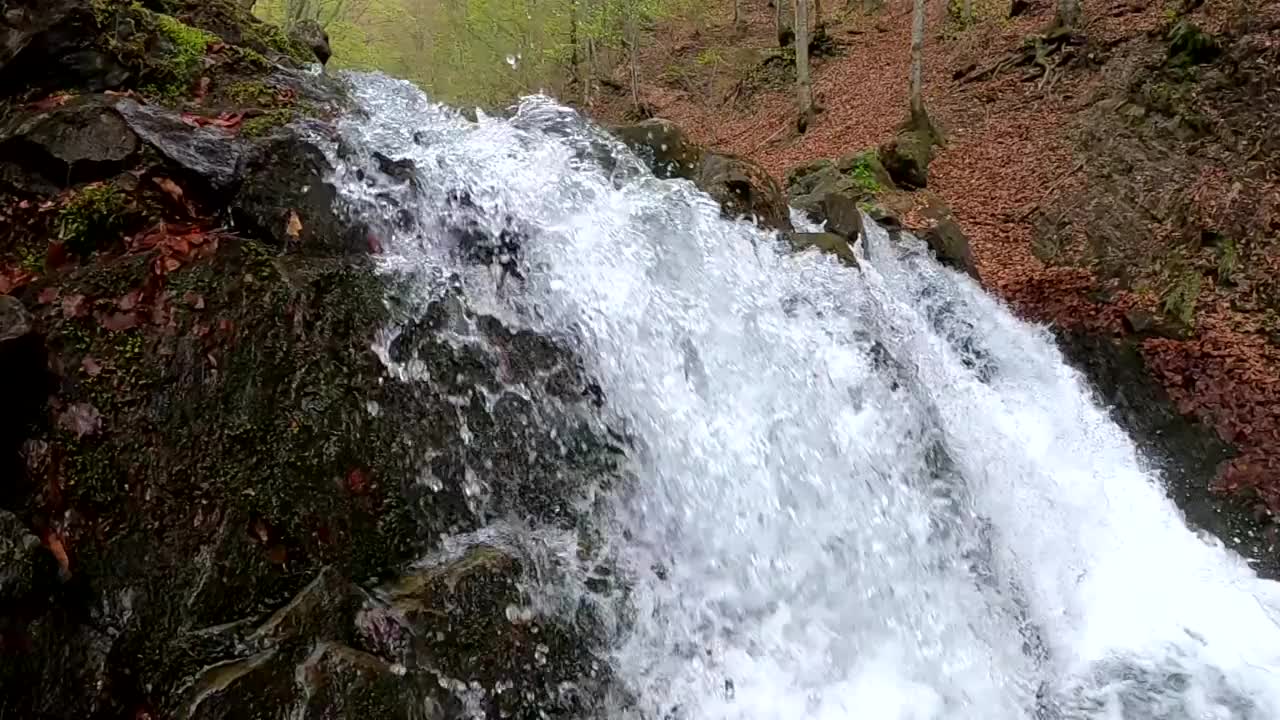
{"left": 330, "top": 71, "right": 1280, "bottom": 719}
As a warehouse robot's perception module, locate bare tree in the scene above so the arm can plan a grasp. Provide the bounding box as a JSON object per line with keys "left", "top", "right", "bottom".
{"left": 795, "top": 0, "right": 815, "bottom": 130}
{"left": 1054, "top": 0, "right": 1082, "bottom": 30}
{"left": 908, "top": 0, "right": 930, "bottom": 131}
{"left": 776, "top": 0, "right": 794, "bottom": 47}
{"left": 962, "top": 0, "right": 973, "bottom": 24}
{"left": 733, "top": 0, "right": 744, "bottom": 32}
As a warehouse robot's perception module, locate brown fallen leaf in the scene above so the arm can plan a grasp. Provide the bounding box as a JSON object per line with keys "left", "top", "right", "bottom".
{"left": 82, "top": 356, "right": 104, "bottom": 376}
{"left": 285, "top": 210, "right": 303, "bottom": 241}
{"left": 58, "top": 402, "right": 102, "bottom": 438}
{"left": 61, "top": 294, "right": 87, "bottom": 318}
{"left": 42, "top": 530, "right": 71, "bottom": 577}
{"left": 153, "top": 177, "right": 186, "bottom": 205}
{"left": 37, "top": 287, "right": 60, "bottom": 304}
{"left": 118, "top": 290, "right": 142, "bottom": 311}
{"left": 100, "top": 312, "right": 140, "bottom": 332}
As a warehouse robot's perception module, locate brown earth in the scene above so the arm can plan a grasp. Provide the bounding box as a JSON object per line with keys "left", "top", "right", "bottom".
{"left": 592, "top": 0, "right": 1280, "bottom": 521}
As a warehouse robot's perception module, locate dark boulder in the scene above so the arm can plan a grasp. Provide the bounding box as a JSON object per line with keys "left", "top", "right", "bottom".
{"left": 916, "top": 195, "right": 981, "bottom": 281}
{"left": 232, "top": 136, "right": 356, "bottom": 255}
{"left": 697, "top": 152, "right": 792, "bottom": 232}
{"left": 0, "top": 295, "right": 47, "bottom": 507}
{"left": 610, "top": 118, "right": 702, "bottom": 180}
{"left": 0, "top": 96, "right": 140, "bottom": 190}
{"left": 612, "top": 118, "right": 792, "bottom": 232}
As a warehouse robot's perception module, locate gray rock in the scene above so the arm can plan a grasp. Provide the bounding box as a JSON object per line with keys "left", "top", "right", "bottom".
{"left": 0, "top": 97, "right": 140, "bottom": 188}
{"left": 0, "top": 295, "right": 32, "bottom": 344}
{"left": 610, "top": 118, "right": 702, "bottom": 180}
{"left": 697, "top": 151, "right": 792, "bottom": 232}
{"left": 116, "top": 99, "right": 247, "bottom": 191}
{"left": 878, "top": 129, "right": 933, "bottom": 189}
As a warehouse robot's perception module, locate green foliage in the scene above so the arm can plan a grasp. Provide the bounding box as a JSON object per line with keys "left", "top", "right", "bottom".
{"left": 150, "top": 12, "right": 219, "bottom": 95}
{"left": 1167, "top": 19, "right": 1220, "bottom": 67}
{"left": 847, "top": 154, "right": 883, "bottom": 194}
{"left": 253, "top": 0, "right": 701, "bottom": 106}
{"left": 58, "top": 185, "right": 130, "bottom": 256}
{"left": 1217, "top": 237, "right": 1238, "bottom": 284}
{"left": 1161, "top": 269, "right": 1201, "bottom": 326}
{"left": 242, "top": 108, "right": 297, "bottom": 137}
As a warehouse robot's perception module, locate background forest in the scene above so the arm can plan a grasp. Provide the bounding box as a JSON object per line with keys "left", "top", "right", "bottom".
{"left": 251, "top": 0, "right": 712, "bottom": 107}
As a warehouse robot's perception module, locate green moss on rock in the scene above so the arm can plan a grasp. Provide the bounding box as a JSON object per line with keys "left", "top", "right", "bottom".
{"left": 241, "top": 108, "right": 296, "bottom": 137}
{"left": 57, "top": 184, "right": 130, "bottom": 255}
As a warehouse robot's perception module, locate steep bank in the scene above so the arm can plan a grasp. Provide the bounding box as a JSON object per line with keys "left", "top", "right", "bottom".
{"left": 594, "top": 0, "right": 1280, "bottom": 559}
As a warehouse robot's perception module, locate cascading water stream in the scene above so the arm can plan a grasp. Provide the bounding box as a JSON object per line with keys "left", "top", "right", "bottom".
{"left": 327, "top": 71, "right": 1280, "bottom": 719}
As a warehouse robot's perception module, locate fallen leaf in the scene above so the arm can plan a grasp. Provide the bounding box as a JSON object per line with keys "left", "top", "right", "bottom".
{"left": 58, "top": 402, "right": 102, "bottom": 438}
{"left": 163, "top": 256, "right": 181, "bottom": 273}
{"left": 195, "top": 76, "right": 211, "bottom": 100}
{"left": 28, "top": 94, "right": 73, "bottom": 112}
{"left": 37, "top": 287, "right": 60, "bottom": 304}
{"left": 347, "top": 468, "right": 370, "bottom": 494}
{"left": 183, "top": 292, "right": 205, "bottom": 310}
{"left": 42, "top": 530, "right": 71, "bottom": 577}
{"left": 61, "top": 294, "right": 87, "bottom": 318}
{"left": 153, "top": 177, "right": 186, "bottom": 205}
{"left": 285, "top": 211, "right": 303, "bottom": 241}
{"left": 82, "top": 356, "right": 104, "bottom": 376}
{"left": 100, "top": 312, "right": 139, "bottom": 332}
{"left": 118, "top": 290, "right": 141, "bottom": 311}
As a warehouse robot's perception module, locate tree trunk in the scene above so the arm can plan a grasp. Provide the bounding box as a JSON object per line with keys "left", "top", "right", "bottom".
{"left": 569, "top": 0, "right": 580, "bottom": 89}
{"left": 734, "top": 0, "right": 743, "bottom": 31}
{"left": 627, "top": 11, "right": 642, "bottom": 116}
{"left": 814, "top": 0, "right": 823, "bottom": 27}
{"left": 776, "top": 0, "right": 794, "bottom": 46}
{"left": 909, "top": 0, "right": 929, "bottom": 130}
{"left": 962, "top": 0, "right": 973, "bottom": 24}
{"left": 1054, "top": 0, "right": 1082, "bottom": 29}
{"left": 795, "top": 0, "right": 814, "bottom": 130}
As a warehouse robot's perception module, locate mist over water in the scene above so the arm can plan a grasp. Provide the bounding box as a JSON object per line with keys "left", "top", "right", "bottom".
{"left": 330, "top": 71, "right": 1280, "bottom": 720}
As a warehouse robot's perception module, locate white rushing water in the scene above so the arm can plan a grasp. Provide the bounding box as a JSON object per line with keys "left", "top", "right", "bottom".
{"left": 329, "top": 72, "right": 1280, "bottom": 719}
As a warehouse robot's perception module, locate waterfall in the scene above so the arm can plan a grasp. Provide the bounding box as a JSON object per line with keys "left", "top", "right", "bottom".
{"left": 328, "top": 71, "right": 1280, "bottom": 720}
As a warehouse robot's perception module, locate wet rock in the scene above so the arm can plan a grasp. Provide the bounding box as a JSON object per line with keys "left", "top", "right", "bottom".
{"left": 878, "top": 129, "right": 934, "bottom": 189}
{"left": 698, "top": 151, "right": 792, "bottom": 232}
{"left": 610, "top": 118, "right": 702, "bottom": 180}
{"left": 788, "top": 232, "right": 860, "bottom": 268}
{"left": 361, "top": 545, "right": 608, "bottom": 718}
{"left": 373, "top": 152, "right": 418, "bottom": 186}
{"left": 819, "top": 191, "right": 865, "bottom": 240}
{"left": 232, "top": 136, "right": 354, "bottom": 255}
{"left": 290, "top": 19, "right": 332, "bottom": 66}
{"left": 916, "top": 195, "right": 981, "bottom": 282}
{"left": 613, "top": 118, "right": 791, "bottom": 231}
{"left": 116, "top": 99, "right": 246, "bottom": 190}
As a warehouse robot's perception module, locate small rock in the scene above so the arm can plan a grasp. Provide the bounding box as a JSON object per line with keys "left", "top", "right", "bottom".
{"left": 0, "top": 295, "right": 32, "bottom": 343}
{"left": 820, "top": 192, "right": 865, "bottom": 240}
{"left": 788, "top": 232, "right": 860, "bottom": 268}
{"left": 921, "top": 219, "right": 981, "bottom": 282}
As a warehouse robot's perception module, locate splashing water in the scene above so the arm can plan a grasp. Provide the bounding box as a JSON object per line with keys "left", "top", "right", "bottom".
{"left": 329, "top": 72, "right": 1280, "bottom": 719}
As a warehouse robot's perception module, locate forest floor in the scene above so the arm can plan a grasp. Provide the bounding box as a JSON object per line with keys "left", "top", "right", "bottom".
{"left": 591, "top": 0, "right": 1280, "bottom": 520}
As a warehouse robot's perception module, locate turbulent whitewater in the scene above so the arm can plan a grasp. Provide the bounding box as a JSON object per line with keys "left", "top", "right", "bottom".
{"left": 328, "top": 72, "right": 1280, "bottom": 719}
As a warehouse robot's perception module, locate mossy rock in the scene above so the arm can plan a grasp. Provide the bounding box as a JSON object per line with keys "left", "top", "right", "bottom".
{"left": 878, "top": 129, "right": 934, "bottom": 189}
{"left": 788, "top": 231, "right": 860, "bottom": 267}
